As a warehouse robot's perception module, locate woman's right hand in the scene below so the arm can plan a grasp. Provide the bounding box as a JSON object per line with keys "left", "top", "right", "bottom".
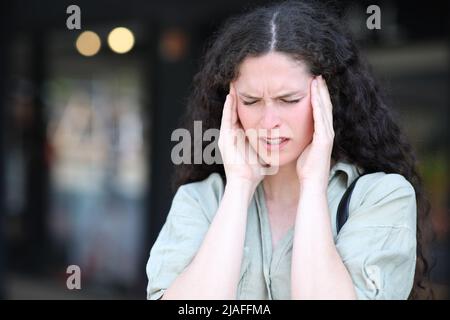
{"left": 218, "top": 83, "right": 266, "bottom": 186}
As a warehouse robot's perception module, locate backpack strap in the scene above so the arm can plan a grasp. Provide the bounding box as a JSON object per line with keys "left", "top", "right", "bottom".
{"left": 336, "top": 175, "right": 364, "bottom": 234}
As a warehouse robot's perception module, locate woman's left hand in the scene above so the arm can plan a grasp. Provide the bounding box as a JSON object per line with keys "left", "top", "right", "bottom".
{"left": 296, "top": 75, "right": 335, "bottom": 193}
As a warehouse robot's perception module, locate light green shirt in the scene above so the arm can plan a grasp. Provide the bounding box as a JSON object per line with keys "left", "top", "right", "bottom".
{"left": 146, "top": 161, "right": 417, "bottom": 300}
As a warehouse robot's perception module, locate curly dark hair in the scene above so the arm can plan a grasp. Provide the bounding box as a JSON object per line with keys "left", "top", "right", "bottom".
{"left": 173, "top": 0, "right": 433, "bottom": 299}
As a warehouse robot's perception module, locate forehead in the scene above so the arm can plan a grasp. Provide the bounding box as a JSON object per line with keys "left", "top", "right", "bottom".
{"left": 236, "top": 52, "right": 311, "bottom": 90}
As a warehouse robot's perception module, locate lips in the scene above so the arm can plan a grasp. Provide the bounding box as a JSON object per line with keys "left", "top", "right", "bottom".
{"left": 260, "top": 137, "right": 290, "bottom": 150}
{"left": 261, "top": 137, "right": 289, "bottom": 145}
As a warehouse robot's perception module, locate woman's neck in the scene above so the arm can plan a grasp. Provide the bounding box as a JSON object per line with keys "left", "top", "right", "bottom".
{"left": 262, "top": 161, "right": 300, "bottom": 209}
{"left": 262, "top": 158, "right": 337, "bottom": 209}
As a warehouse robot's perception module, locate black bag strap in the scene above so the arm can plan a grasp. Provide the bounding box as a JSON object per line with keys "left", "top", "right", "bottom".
{"left": 336, "top": 175, "right": 364, "bottom": 234}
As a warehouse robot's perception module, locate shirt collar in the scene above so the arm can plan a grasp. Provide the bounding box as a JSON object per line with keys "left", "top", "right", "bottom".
{"left": 329, "top": 160, "right": 363, "bottom": 187}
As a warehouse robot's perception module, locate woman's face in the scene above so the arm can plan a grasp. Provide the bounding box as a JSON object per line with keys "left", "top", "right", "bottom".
{"left": 233, "top": 51, "right": 314, "bottom": 167}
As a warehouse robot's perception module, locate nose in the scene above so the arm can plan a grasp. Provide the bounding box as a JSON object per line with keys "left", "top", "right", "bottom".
{"left": 260, "top": 103, "right": 281, "bottom": 129}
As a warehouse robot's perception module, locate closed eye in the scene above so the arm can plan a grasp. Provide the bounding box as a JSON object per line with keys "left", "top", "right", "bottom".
{"left": 242, "top": 100, "right": 259, "bottom": 105}
{"left": 281, "top": 98, "right": 303, "bottom": 104}
{"left": 242, "top": 97, "right": 304, "bottom": 105}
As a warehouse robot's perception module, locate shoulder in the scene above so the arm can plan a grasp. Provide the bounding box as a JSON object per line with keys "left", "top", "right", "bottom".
{"left": 177, "top": 172, "right": 225, "bottom": 203}
{"left": 337, "top": 172, "right": 418, "bottom": 299}
{"left": 355, "top": 172, "right": 415, "bottom": 202}
{"left": 171, "top": 172, "right": 225, "bottom": 221}
{"left": 349, "top": 172, "right": 417, "bottom": 230}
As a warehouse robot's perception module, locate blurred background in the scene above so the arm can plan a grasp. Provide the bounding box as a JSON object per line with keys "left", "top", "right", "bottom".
{"left": 0, "top": 0, "right": 448, "bottom": 299}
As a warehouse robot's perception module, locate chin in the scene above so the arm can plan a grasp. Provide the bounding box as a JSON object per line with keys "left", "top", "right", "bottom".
{"left": 258, "top": 152, "right": 298, "bottom": 168}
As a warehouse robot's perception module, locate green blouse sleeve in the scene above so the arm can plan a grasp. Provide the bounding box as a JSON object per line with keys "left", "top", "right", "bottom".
{"left": 335, "top": 173, "right": 417, "bottom": 300}
{"left": 146, "top": 173, "right": 224, "bottom": 300}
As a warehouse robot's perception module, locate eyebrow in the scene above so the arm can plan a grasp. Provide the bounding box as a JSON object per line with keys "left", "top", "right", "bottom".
{"left": 238, "top": 91, "right": 304, "bottom": 99}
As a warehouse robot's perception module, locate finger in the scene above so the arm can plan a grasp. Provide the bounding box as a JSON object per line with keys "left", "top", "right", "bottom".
{"left": 313, "top": 76, "right": 333, "bottom": 137}
{"left": 317, "top": 76, "right": 331, "bottom": 105}
{"left": 317, "top": 76, "right": 333, "bottom": 126}
{"left": 310, "top": 78, "right": 326, "bottom": 134}
{"left": 313, "top": 80, "right": 334, "bottom": 141}
{"left": 220, "top": 93, "right": 232, "bottom": 131}
{"left": 230, "top": 83, "right": 238, "bottom": 127}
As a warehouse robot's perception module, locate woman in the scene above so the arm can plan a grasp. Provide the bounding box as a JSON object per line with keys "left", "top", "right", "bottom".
{"left": 146, "top": 1, "right": 431, "bottom": 299}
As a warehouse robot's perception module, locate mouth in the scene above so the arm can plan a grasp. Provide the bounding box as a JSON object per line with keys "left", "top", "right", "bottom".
{"left": 260, "top": 137, "right": 290, "bottom": 150}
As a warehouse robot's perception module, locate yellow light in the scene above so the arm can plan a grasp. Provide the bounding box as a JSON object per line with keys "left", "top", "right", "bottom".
{"left": 75, "top": 31, "right": 101, "bottom": 57}
{"left": 108, "top": 27, "right": 135, "bottom": 54}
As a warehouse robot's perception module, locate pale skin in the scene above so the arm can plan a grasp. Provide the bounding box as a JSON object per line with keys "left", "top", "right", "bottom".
{"left": 162, "top": 51, "right": 357, "bottom": 300}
